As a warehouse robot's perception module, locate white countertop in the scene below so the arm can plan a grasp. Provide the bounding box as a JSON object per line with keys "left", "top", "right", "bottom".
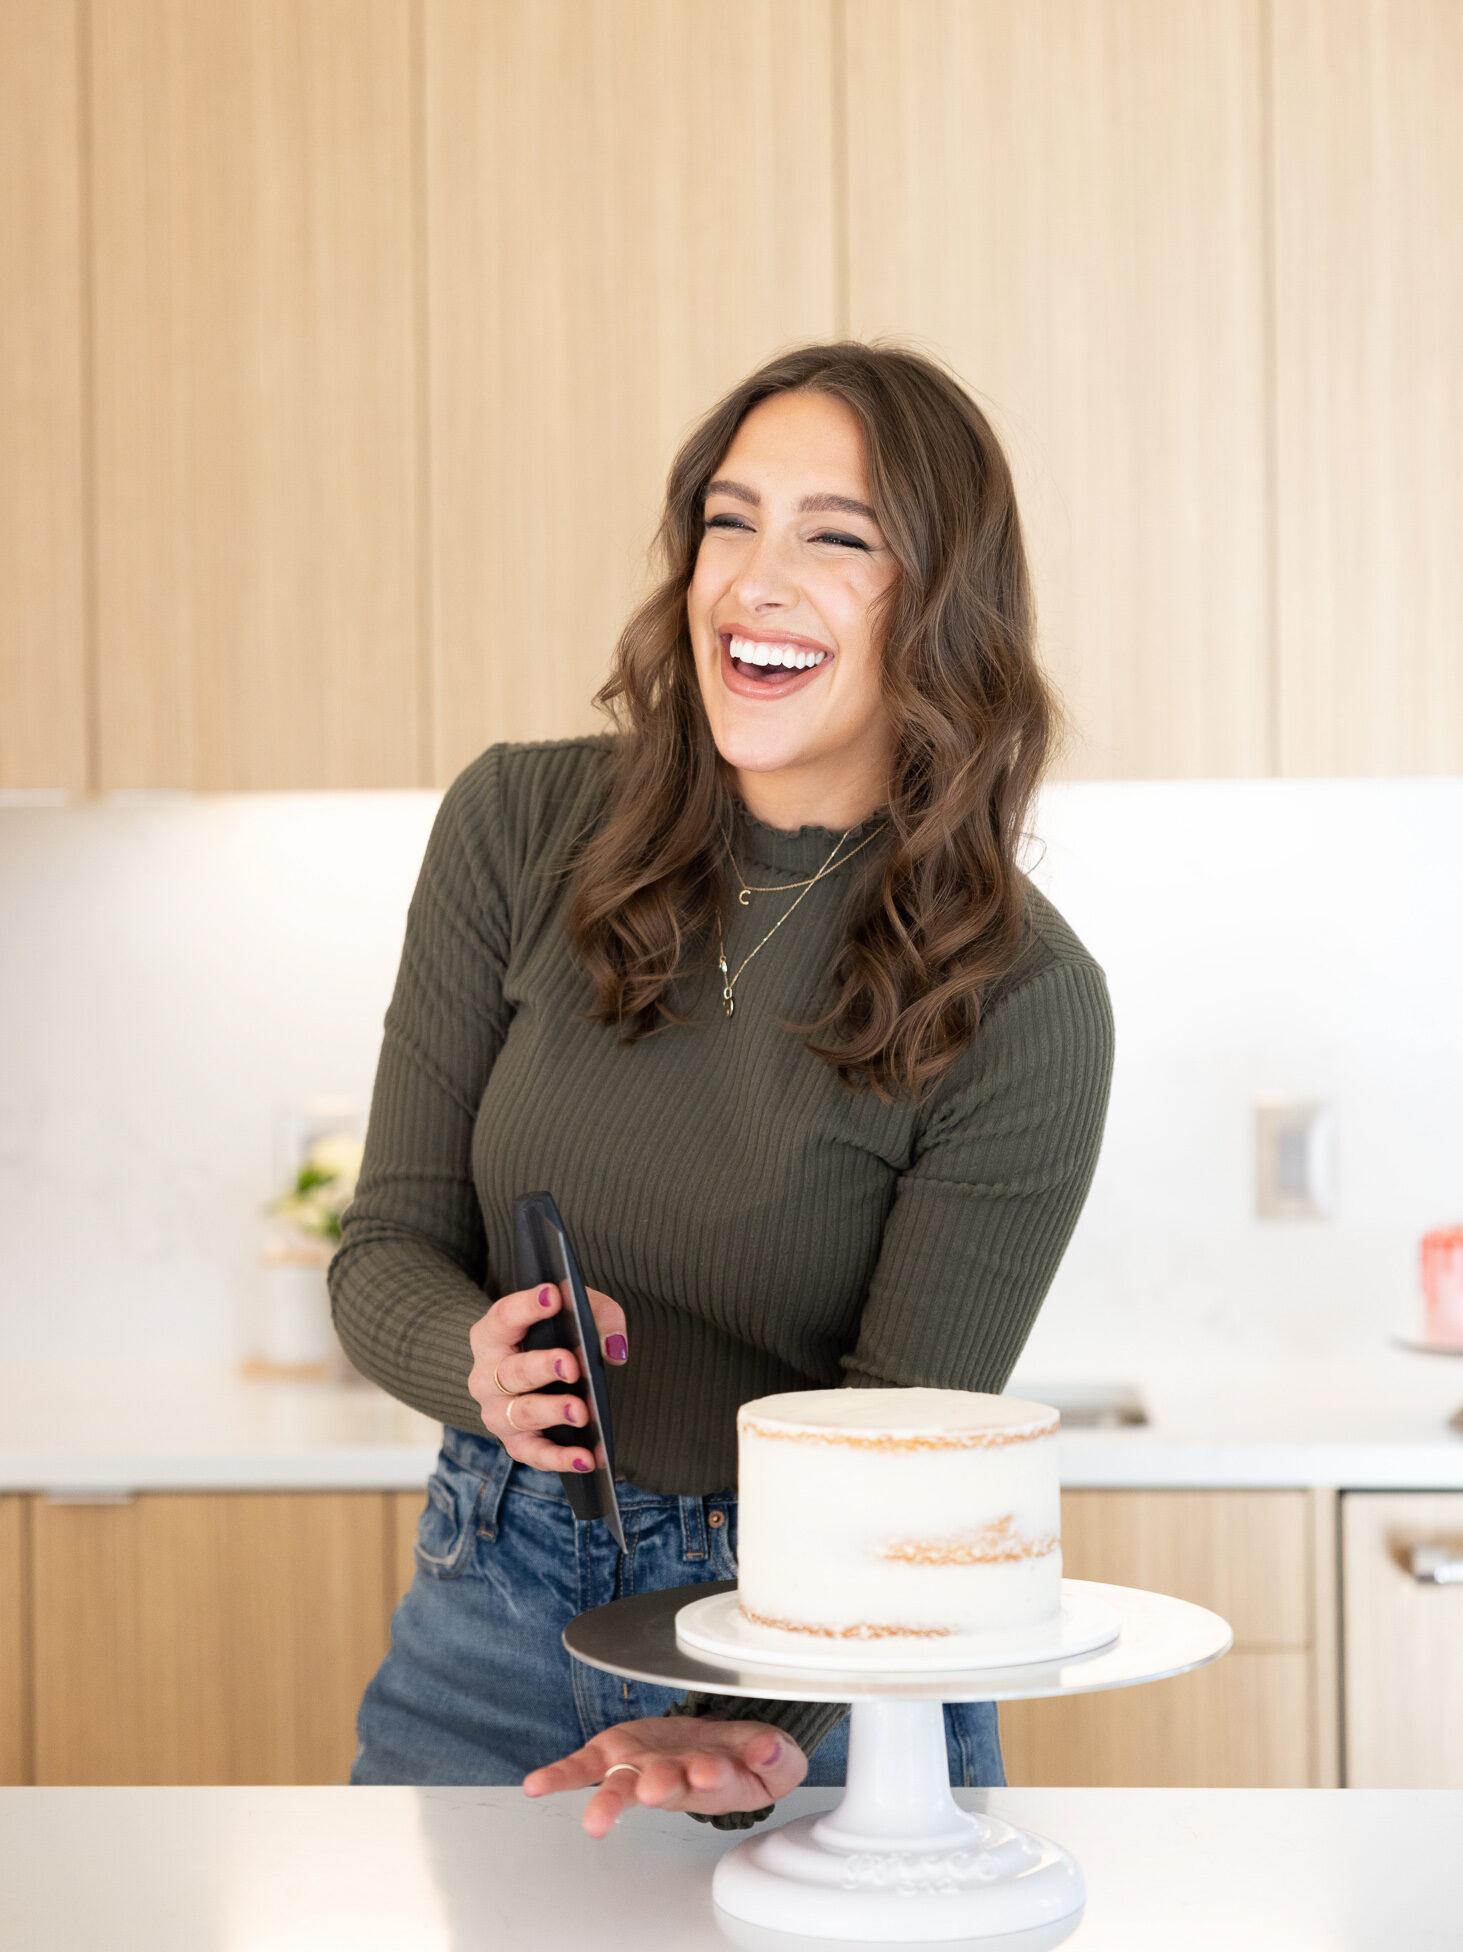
{"left": 0, "top": 1364, "right": 442, "bottom": 1494}
{"left": 0, "top": 1345, "right": 1460, "bottom": 1494}
{"left": 1, "top": 1785, "right": 1459, "bottom": 1950}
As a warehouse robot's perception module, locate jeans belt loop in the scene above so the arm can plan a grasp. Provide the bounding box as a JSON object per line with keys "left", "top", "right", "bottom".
{"left": 679, "top": 1493, "right": 708, "bottom": 1561}
{"left": 475, "top": 1438, "right": 515, "bottom": 1541}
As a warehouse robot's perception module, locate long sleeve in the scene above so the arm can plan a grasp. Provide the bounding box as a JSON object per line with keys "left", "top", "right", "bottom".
{"left": 672, "top": 951, "right": 1116, "bottom": 1820}
{"left": 328, "top": 750, "right": 514, "bottom": 1432}
{"left": 841, "top": 955, "right": 1115, "bottom": 1394}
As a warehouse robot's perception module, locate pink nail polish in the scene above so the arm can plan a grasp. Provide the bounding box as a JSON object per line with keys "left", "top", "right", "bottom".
{"left": 554, "top": 1359, "right": 566, "bottom": 1379}
{"left": 538, "top": 1286, "right": 553, "bottom": 1308}
{"left": 605, "top": 1334, "right": 628, "bottom": 1363}
{"left": 572, "top": 1457, "right": 592, "bottom": 1472}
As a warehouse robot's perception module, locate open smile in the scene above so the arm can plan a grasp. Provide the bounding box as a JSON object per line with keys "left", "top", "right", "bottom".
{"left": 718, "top": 631, "right": 833, "bottom": 700}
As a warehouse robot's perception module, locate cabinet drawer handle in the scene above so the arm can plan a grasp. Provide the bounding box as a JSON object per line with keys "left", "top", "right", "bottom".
{"left": 1410, "top": 1544, "right": 1463, "bottom": 1584}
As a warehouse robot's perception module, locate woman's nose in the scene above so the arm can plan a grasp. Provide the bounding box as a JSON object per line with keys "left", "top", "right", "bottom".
{"left": 732, "top": 528, "right": 800, "bottom": 610}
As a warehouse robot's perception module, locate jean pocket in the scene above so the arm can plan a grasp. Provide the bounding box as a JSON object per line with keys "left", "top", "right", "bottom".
{"left": 413, "top": 1459, "right": 481, "bottom": 1581}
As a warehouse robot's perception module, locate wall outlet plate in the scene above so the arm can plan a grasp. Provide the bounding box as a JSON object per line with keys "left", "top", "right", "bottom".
{"left": 1255, "top": 1098, "right": 1337, "bottom": 1220}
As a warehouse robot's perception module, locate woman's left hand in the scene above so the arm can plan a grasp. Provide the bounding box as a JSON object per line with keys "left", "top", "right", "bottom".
{"left": 523, "top": 1716, "right": 807, "bottom": 1838}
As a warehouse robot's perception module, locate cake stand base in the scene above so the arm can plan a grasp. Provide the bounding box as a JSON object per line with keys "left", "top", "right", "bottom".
{"left": 563, "top": 1579, "right": 1231, "bottom": 1944}
{"left": 712, "top": 1698, "right": 1083, "bottom": 1943}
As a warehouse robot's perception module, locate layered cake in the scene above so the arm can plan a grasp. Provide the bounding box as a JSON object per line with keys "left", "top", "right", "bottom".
{"left": 734, "top": 1387, "right": 1061, "bottom": 1654}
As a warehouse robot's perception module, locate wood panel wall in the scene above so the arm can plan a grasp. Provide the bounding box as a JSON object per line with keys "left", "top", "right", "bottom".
{"left": 0, "top": 0, "right": 89, "bottom": 791}
{"left": 423, "top": 0, "right": 839, "bottom": 783}
{"left": 3, "top": 1, "right": 1460, "bottom": 789}
{"left": 1272, "top": 0, "right": 1463, "bottom": 774}
{"left": 844, "top": 0, "right": 1272, "bottom": 781}
{"left": 89, "top": 0, "right": 424, "bottom": 789}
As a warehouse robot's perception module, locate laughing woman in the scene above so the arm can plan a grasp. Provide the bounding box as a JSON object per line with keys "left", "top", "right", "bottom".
{"left": 331, "top": 342, "right": 1114, "bottom": 1835}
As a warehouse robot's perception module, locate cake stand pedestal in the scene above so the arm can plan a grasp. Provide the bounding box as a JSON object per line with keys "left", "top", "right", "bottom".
{"left": 564, "top": 1578, "right": 1232, "bottom": 1945}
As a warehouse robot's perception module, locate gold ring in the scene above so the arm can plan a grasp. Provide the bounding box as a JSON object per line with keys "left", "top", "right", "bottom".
{"left": 492, "top": 1358, "right": 515, "bottom": 1396}
{"left": 603, "top": 1763, "right": 641, "bottom": 1783}
{"left": 504, "top": 1397, "right": 523, "bottom": 1431}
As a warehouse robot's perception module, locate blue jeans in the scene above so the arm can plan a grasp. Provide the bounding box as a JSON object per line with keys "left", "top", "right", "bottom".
{"left": 351, "top": 1425, "right": 1004, "bottom": 1790}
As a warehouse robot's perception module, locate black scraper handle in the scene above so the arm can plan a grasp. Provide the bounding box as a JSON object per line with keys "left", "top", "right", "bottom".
{"left": 513, "top": 1192, "right": 625, "bottom": 1547}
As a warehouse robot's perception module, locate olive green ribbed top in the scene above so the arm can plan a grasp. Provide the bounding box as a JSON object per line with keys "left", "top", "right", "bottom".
{"left": 331, "top": 736, "right": 1114, "bottom": 1496}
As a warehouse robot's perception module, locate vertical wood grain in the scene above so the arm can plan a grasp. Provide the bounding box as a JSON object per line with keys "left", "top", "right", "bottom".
{"left": 0, "top": 0, "right": 89, "bottom": 790}
{"left": 388, "top": 1489, "right": 425, "bottom": 1616}
{"left": 32, "top": 1493, "right": 388, "bottom": 1785}
{"left": 1062, "top": 1488, "right": 1311, "bottom": 1644}
{"left": 1309, "top": 1486, "right": 1340, "bottom": 1787}
{"left": 423, "top": 0, "right": 839, "bottom": 782}
{"left": 1272, "top": 0, "right": 1463, "bottom": 774}
{"left": 1001, "top": 1649, "right": 1312, "bottom": 1787}
{"left": 0, "top": 1499, "right": 30, "bottom": 1784}
{"left": 1000, "top": 1489, "right": 1317, "bottom": 1787}
{"left": 1342, "top": 1491, "right": 1463, "bottom": 1787}
{"left": 844, "top": 0, "right": 1271, "bottom": 780}
{"left": 89, "top": 0, "right": 423, "bottom": 789}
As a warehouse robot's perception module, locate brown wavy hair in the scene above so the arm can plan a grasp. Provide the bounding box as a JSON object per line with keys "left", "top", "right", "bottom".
{"left": 566, "top": 341, "right": 1060, "bottom": 1098}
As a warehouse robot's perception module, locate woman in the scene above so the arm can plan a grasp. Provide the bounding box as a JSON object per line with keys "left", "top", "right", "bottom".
{"left": 331, "top": 342, "right": 1114, "bottom": 1837}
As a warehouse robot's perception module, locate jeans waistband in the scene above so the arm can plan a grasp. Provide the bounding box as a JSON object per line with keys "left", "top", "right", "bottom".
{"left": 440, "top": 1426, "right": 733, "bottom": 1511}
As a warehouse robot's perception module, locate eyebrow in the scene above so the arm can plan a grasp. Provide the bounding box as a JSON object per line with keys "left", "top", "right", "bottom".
{"left": 705, "top": 478, "right": 879, "bottom": 524}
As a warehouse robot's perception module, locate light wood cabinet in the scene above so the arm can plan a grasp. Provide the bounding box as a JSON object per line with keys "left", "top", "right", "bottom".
{"left": 88, "top": 0, "right": 424, "bottom": 790}
{"left": 0, "top": 0, "right": 89, "bottom": 792}
{"left": 9, "top": 0, "right": 1461, "bottom": 787}
{"left": 843, "top": 0, "right": 1272, "bottom": 782}
{"left": 423, "top": 0, "right": 839, "bottom": 782}
{"left": 1272, "top": 0, "right": 1463, "bottom": 775}
{"left": 1342, "top": 1491, "right": 1463, "bottom": 1788}
{"left": 390, "top": 1488, "right": 425, "bottom": 1611}
{"left": 31, "top": 1491, "right": 390, "bottom": 1785}
{"left": 1000, "top": 1489, "right": 1340, "bottom": 1787}
{"left": 0, "top": 1499, "right": 29, "bottom": 1784}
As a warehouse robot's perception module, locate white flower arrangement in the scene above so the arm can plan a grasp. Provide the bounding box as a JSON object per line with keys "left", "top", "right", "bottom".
{"left": 266, "top": 1132, "right": 365, "bottom": 1244}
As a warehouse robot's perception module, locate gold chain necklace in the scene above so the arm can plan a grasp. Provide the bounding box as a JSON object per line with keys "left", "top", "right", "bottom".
{"left": 732, "top": 822, "right": 887, "bottom": 904}
{"left": 715, "top": 822, "right": 885, "bottom": 1019}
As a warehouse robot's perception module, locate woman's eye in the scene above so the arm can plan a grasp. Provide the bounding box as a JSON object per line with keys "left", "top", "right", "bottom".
{"left": 812, "top": 530, "right": 870, "bottom": 551}
{"left": 704, "top": 513, "right": 752, "bottom": 533}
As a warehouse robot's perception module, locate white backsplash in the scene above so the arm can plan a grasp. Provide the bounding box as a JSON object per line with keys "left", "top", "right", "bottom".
{"left": 1, "top": 775, "right": 1460, "bottom": 1370}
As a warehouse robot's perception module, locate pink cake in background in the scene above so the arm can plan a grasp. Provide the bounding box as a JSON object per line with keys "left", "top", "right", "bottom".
{"left": 1422, "top": 1226, "right": 1463, "bottom": 1342}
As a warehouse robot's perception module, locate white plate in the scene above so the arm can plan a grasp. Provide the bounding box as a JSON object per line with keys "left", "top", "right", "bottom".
{"left": 1392, "top": 1329, "right": 1463, "bottom": 1356}
{"left": 674, "top": 1580, "right": 1121, "bottom": 1674}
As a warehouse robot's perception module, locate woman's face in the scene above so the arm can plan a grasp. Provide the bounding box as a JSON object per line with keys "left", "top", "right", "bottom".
{"left": 687, "top": 389, "right": 900, "bottom": 828}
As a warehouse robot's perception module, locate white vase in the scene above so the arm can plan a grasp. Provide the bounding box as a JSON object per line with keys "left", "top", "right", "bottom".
{"left": 253, "top": 1246, "right": 344, "bottom": 1377}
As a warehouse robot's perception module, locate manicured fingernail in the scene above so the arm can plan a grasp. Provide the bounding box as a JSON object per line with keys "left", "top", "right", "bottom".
{"left": 755, "top": 1736, "right": 781, "bottom": 1766}
{"left": 554, "top": 1359, "right": 566, "bottom": 1379}
{"left": 538, "top": 1286, "right": 554, "bottom": 1308}
{"left": 563, "top": 1400, "right": 581, "bottom": 1424}
{"left": 572, "top": 1457, "right": 592, "bottom": 1472}
{"left": 605, "top": 1334, "right": 628, "bottom": 1363}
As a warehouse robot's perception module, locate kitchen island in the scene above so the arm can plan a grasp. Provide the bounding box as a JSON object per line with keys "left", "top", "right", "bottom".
{"left": 1, "top": 1783, "right": 1458, "bottom": 1949}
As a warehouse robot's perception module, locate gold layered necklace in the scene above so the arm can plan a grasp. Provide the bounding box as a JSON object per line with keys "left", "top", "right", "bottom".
{"left": 715, "top": 821, "right": 885, "bottom": 1019}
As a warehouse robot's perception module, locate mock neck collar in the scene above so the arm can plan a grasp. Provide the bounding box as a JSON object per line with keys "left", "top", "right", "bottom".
{"left": 731, "top": 801, "right": 889, "bottom": 877}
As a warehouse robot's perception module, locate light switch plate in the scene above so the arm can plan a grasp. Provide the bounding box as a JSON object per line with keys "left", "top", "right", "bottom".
{"left": 1255, "top": 1098, "right": 1337, "bottom": 1220}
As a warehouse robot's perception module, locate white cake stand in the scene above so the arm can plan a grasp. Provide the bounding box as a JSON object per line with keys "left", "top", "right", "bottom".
{"left": 564, "top": 1577, "right": 1232, "bottom": 1945}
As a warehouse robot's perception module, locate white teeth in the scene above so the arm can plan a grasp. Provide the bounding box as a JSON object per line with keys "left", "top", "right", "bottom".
{"left": 729, "top": 635, "right": 827, "bottom": 672}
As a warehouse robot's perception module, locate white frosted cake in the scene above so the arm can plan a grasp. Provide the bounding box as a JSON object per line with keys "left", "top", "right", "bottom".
{"left": 734, "top": 1387, "right": 1062, "bottom": 1655}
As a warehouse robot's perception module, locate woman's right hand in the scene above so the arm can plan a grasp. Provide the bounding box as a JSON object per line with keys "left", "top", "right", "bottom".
{"left": 467, "top": 1283, "right": 628, "bottom": 1472}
